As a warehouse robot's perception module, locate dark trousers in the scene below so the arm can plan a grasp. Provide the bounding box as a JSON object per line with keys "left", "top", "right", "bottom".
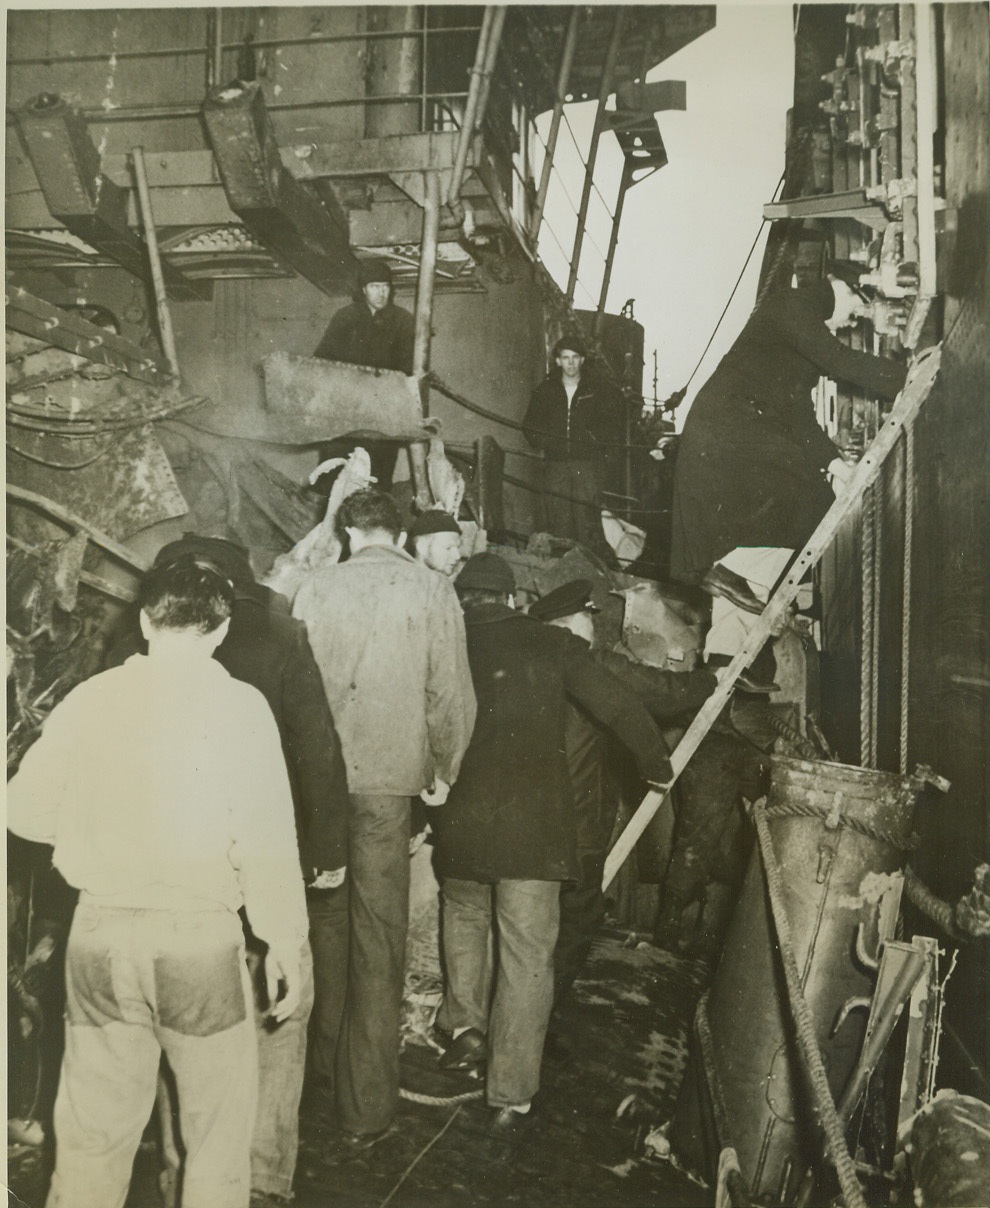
{"left": 553, "top": 851, "right": 607, "bottom": 1006}
{"left": 334, "top": 794, "right": 410, "bottom": 1135}
{"left": 665, "top": 731, "right": 761, "bottom": 906}
{"left": 306, "top": 883, "right": 349, "bottom": 1087}
{"left": 543, "top": 460, "right": 611, "bottom": 556}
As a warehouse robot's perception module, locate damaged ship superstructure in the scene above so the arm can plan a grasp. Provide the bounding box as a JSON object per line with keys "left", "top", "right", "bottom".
{"left": 6, "top": 6, "right": 989, "bottom": 1208}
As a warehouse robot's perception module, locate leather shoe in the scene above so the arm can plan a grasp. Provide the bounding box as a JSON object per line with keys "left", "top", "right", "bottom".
{"left": 491, "top": 1104, "right": 533, "bottom": 1135}
{"left": 701, "top": 564, "right": 765, "bottom": 615}
{"left": 438, "top": 1027, "right": 487, "bottom": 1070}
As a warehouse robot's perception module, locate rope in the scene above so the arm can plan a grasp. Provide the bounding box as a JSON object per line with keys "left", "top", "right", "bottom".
{"left": 427, "top": 371, "right": 649, "bottom": 452}
{"left": 903, "top": 865, "right": 959, "bottom": 937}
{"left": 379, "top": 1103, "right": 464, "bottom": 1208}
{"left": 680, "top": 170, "right": 785, "bottom": 395}
{"left": 860, "top": 484, "right": 876, "bottom": 768}
{"left": 900, "top": 423, "right": 915, "bottom": 774}
{"left": 752, "top": 800, "right": 868, "bottom": 1208}
{"left": 759, "top": 710, "right": 822, "bottom": 761}
{"left": 398, "top": 1087, "right": 483, "bottom": 1106}
{"left": 871, "top": 481, "right": 883, "bottom": 769}
{"left": 763, "top": 798, "right": 918, "bottom": 852}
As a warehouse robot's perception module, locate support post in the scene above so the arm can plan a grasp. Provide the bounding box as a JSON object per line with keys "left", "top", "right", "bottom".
{"left": 530, "top": 7, "right": 581, "bottom": 245}
{"left": 211, "top": 9, "right": 223, "bottom": 88}
{"left": 409, "top": 170, "right": 441, "bottom": 509}
{"left": 14, "top": 93, "right": 208, "bottom": 301}
{"left": 202, "top": 81, "right": 357, "bottom": 295}
{"left": 594, "top": 161, "right": 633, "bottom": 332}
{"left": 131, "top": 147, "right": 180, "bottom": 377}
{"left": 565, "top": 8, "right": 626, "bottom": 306}
{"left": 448, "top": 7, "right": 507, "bottom": 226}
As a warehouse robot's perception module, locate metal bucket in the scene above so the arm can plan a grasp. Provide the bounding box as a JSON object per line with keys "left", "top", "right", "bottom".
{"left": 669, "top": 756, "right": 923, "bottom": 1203}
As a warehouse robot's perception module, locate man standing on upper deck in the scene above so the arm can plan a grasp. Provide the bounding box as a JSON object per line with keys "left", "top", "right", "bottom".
{"left": 314, "top": 260, "right": 415, "bottom": 375}
{"left": 312, "top": 260, "right": 416, "bottom": 490}
{"left": 523, "top": 334, "right": 623, "bottom": 560}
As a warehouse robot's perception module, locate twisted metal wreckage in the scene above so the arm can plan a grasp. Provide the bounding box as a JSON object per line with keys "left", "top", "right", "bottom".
{"left": 6, "top": 5, "right": 990, "bottom": 1207}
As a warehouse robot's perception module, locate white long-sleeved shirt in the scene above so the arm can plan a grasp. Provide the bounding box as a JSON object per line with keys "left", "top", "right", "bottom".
{"left": 7, "top": 653, "right": 308, "bottom": 958}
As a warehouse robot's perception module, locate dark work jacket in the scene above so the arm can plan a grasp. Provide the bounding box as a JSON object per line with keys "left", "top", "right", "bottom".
{"left": 313, "top": 299, "right": 415, "bottom": 374}
{"left": 566, "top": 648, "right": 717, "bottom": 858}
{"left": 523, "top": 370, "right": 623, "bottom": 463}
{"left": 671, "top": 282, "right": 908, "bottom": 579}
{"left": 106, "top": 584, "right": 349, "bottom": 876}
{"left": 433, "top": 603, "right": 671, "bottom": 884}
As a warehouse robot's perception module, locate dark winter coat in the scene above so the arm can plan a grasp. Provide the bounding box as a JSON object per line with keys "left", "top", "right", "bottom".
{"left": 671, "top": 282, "right": 908, "bottom": 579}
{"left": 523, "top": 370, "right": 624, "bottom": 463}
{"left": 313, "top": 299, "right": 415, "bottom": 374}
{"left": 433, "top": 603, "right": 672, "bottom": 884}
{"left": 106, "top": 583, "right": 350, "bottom": 876}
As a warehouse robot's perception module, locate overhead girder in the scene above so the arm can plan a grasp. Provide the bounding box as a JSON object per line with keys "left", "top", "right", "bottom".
{"left": 202, "top": 81, "right": 359, "bottom": 296}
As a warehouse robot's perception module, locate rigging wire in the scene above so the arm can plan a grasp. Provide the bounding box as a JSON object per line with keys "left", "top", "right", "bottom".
{"left": 680, "top": 169, "right": 787, "bottom": 395}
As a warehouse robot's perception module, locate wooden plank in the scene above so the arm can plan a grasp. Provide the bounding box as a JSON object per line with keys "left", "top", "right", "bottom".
{"left": 604, "top": 346, "right": 943, "bottom": 888}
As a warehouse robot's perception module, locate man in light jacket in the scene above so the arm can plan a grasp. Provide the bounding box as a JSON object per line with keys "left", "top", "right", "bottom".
{"left": 293, "top": 488, "right": 476, "bottom": 1154}
{"left": 7, "top": 559, "right": 307, "bottom": 1208}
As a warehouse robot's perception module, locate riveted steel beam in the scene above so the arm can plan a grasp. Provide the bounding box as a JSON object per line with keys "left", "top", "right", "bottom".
{"left": 14, "top": 94, "right": 210, "bottom": 301}
{"left": 5, "top": 284, "right": 171, "bottom": 383}
{"left": 202, "top": 81, "right": 358, "bottom": 295}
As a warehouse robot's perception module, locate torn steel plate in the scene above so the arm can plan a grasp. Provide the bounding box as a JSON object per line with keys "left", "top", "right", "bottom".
{"left": 262, "top": 351, "right": 430, "bottom": 443}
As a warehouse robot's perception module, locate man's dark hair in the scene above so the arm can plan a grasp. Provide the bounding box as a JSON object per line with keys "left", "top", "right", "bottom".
{"left": 139, "top": 556, "right": 235, "bottom": 634}
{"left": 334, "top": 488, "right": 404, "bottom": 543}
{"left": 457, "top": 588, "right": 509, "bottom": 607}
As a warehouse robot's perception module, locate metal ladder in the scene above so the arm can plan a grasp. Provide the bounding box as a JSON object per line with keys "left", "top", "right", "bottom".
{"left": 603, "top": 344, "right": 942, "bottom": 889}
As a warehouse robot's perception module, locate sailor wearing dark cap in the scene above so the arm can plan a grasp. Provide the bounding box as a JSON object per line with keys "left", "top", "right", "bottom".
{"left": 527, "top": 578, "right": 720, "bottom": 1022}
{"left": 430, "top": 558, "right": 672, "bottom": 1130}
{"left": 522, "top": 333, "right": 623, "bottom": 559}
{"left": 407, "top": 510, "right": 463, "bottom": 578}
{"left": 527, "top": 577, "right": 600, "bottom": 627}
{"left": 311, "top": 259, "right": 416, "bottom": 490}
{"left": 314, "top": 259, "right": 415, "bottom": 375}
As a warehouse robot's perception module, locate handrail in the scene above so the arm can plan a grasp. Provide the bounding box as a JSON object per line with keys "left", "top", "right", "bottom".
{"left": 6, "top": 24, "right": 486, "bottom": 68}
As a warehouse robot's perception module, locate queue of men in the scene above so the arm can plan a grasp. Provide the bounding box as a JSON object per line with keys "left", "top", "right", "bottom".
{"left": 7, "top": 480, "right": 742, "bottom": 1208}
{"left": 5, "top": 262, "right": 747, "bottom": 1204}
